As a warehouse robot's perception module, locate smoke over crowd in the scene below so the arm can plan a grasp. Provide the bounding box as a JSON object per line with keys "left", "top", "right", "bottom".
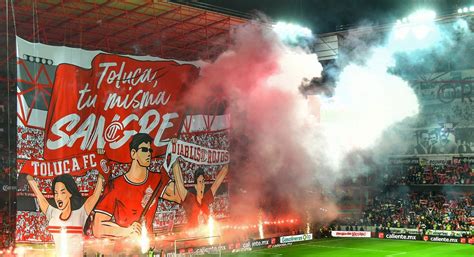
{"left": 180, "top": 14, "right": 466, "bottom": 224}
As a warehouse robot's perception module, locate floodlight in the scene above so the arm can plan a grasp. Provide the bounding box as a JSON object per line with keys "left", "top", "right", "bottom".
{"left": 470, "top": 6, "right": 474, "bottom": 11}
{"left": 463, "top": 7, "right": 468, "bottom": 12}
{"left": 458, "top": 8, "right": 463, "bottom": 14}
{"left": 407, "top": 10, "right": 436, "bottom": 23}
{"left": 390, "top": 8, "right": 440, "bottom": 49}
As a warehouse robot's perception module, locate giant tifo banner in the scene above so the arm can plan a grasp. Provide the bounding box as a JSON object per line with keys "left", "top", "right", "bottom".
{"left": 15, "top": 37, "right": 230, "bottom": 253}
{"left": 383, "top": 69, "right": 474, "bottom": 157}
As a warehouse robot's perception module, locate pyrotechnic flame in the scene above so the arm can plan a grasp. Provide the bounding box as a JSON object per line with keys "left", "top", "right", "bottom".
{"left": 258, "top": 220, "right": 264, "bottom": 239}
{"left": 208, "top": 216, "right": 215, "bottom": 245}
{"left": 140, "top": 221, "right": 150, "bottom": 254}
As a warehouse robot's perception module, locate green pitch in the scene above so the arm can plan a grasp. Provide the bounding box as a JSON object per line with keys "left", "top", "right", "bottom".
{"left": 216, "top": 238, "right": 473, "bottom": 257}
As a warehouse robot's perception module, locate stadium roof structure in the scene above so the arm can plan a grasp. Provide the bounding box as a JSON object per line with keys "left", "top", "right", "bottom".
{"left": 0, "top": 0, "right": 248, "bottom": 67}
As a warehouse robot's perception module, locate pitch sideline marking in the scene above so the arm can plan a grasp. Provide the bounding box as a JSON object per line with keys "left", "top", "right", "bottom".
{"left": 249, "top": 239, "right": 348, "bottom": 256}
{"left": 306, "top": 244, "right": 397, "bottom": 253}
{"left": 301, "top": 238, "right": 397, "bottom": 253}
{"left": 386, "top": 252, "right": 407, "bottom": 257}
{"left": 254, "top": 253, "right": 283, "bottom": 256}
{"left": 248, "top": 250, "right": 283, "bottom": 256}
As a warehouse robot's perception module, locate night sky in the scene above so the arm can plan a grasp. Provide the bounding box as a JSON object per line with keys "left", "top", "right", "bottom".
{"left": 186, "top": 0, "right": 473, "bottom": 33}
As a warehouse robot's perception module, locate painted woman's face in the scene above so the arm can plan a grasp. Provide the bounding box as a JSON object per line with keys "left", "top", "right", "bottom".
{"left": 54, "top": 182, "right": 72, "bottom": 210}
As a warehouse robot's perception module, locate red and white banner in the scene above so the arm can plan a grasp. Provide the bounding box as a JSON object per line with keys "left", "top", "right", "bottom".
{"left": 44, "top": 54, "right": 198, "bottom": 163}
{"left": 15, "top": 37, "right": 230, "bottom": 246}
{"left": 19, "top": 152, "right": 109, "bottom": 180}
{"left": 331, "top": 231, "right": 371, "bottom": 238}
{"left": 164, "top": 140, "right": 229, "bottom": 170}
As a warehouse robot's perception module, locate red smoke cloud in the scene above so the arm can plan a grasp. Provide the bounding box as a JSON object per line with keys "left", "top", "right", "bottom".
{"left": 183, "top": 22, "right": 338, "bottom": 223}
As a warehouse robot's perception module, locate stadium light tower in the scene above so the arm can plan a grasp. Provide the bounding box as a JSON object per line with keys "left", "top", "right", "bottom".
{"left": 457, "top": 5, "right": 474, "bottom": 14}
{"left": 394, "top": 9, "right": 437, "bottom": 40}
{"left": 390, "top": 8, "right": 439, "bottom": 50}
{"left": 407, "top": 9, "right": 436, "bottom": 23}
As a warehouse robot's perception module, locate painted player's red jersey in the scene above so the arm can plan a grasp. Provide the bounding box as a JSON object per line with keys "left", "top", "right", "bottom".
{"left": 182, "top": 190, "right": 214, "bottom": 228}
{"left": 95, "top": 168, "right": 170, "bottom": 230}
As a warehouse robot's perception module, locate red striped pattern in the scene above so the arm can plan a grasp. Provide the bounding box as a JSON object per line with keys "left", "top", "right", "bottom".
{"left": 47, "top": 226, "right": 83, "bottom": 234}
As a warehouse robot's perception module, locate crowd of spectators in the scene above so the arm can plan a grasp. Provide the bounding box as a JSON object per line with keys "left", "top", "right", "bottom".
{"left": 14, "top": 211, "right": 52, "bottom": 242}
{"left": 362, "top": 191, "right": 472, "bottom": 232}
{"left": 0, "top": 95, "right": 16, "bottom": 248}
{"left": 181, "top": 131, "right": 230, "bottom": 151}
{"left": 0, "top": 208, "right": 15, "bottom": 248}
{"left": 386, "top": 162, "right": 473, "bottom": 185}
{"left": 0, "top": 97, "right": 15, "bottom": 248}
{"left": 17, "top": 126, "right": 44, "bottom": 159}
